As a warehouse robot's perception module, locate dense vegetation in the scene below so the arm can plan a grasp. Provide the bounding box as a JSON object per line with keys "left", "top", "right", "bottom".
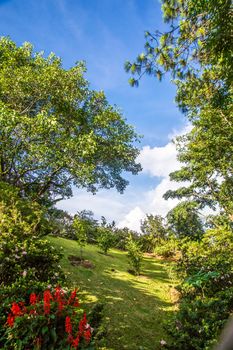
{"left": 126, "top": 0, "right": 233, "bottom": 348}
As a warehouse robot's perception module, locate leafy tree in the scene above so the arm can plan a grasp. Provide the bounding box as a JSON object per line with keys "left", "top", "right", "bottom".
{"left": 47, "top": 207, "right": 74, "bottom": 238}
{"left": 166, "top": 201, "right": 204, "bottom": 240}
{"left": 97, "top": 226, "right": 114, "bottom": 255}
{"left": 125, "top": 0, "right": 233, "bottom": 215}
{"left": 126, "top": 235, "right": 143, "bottom": 275}
{"left": 76, "top": 210, "right": 98, "bottom": 243}
{"left": 140, "top": 214, "right": 167, "bottom": 252}
{"left": 0, "top": 37, "right": 141, "bottom": 203}
{"left": 72, "top": 216, "right": 87, "bottom": 259}
{"left": 113, "top": 226, "right": 138, "bottom": 250}
{"left": 126, "top": 3, "right": 232, "bottom": 346}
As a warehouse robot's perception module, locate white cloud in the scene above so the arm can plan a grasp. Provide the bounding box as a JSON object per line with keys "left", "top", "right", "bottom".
{"left": 146, "top": 177, "right": 180, "bottom": 216}
{"left": 118, "top": 206, "right": 146, "bottom": 232}
{"left": 57, "top": 190, "right": 126, "bottom": 222}
{"left": 115, "top": 124, "right": 191, "bottom": 230}
{"left": 138, "top": 142, "right": 179, "bottom": 177}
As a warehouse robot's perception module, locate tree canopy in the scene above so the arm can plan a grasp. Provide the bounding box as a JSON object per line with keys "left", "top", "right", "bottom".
{"left": 166, "top": 200, "right": 204, "bottom": 239}
{"left": 126, "top": 0, "right": 233, "bottom": 215}
{"left": 0, "top": 37, "right": 141, "bottom": 203}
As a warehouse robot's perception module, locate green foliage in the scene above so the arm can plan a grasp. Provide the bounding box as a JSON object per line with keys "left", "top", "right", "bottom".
{"left": 48, "top": 208, "right": 75, "bottom": 239}
{"left": 126, "top": 0, "right": 232, "bottom": 214}
{"left": 0, "top": 237, "right": 64, "bottom": 286}
{"left": 166, "top": 288, "right": 233, "bottom": 350}
{"left": 76, "top": 210, "right": 98, "bottom": 244}
{"left": 178, "top": 227, "right": 233, "bottom": 283}
{"left": 97, "top": 227, "right": 114, "bottom": 255}
{"left": 140, "top": 214, "right": 167, "bottom": 252}
{"left": 73, "top": 216, "right": 88, "bottom": 259}
{"left": 166, "top": 227, "right": 233, "bottom": 349}
{"left": 154, "top": 238, "right": 177, "bottom": 259}
{"left": 0, "top": 182, "right": 64, "bottom": 286}
{"left": 0, "top": 37, "right": 141, "bottom": 202}
{"left": 0, "top": 278, "right": 48, "bottom": 348}
{"left": 126, "top": 1, "right": 232, "bottom": 347}
{"left": 126, "top": 235, "right": 143, "bottom": 275}
{"left": 113, "top": 227, "right": 138, "bottom": 251}
{"left": 0, "top": 183, "right": 66, "bottom": 346}
{"left": 0, "top": 182, "right": 49, "bottom": 238}
{"left": 2, "top": 287, "right": 94, "bottom": 350}
{"left": 166, "top": 201, "right": 204, "bottom": 240}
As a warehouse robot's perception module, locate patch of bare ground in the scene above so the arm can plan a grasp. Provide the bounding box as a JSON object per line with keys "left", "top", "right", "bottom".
{"left": 68, "top": 255, "right": 94, "bottom": 269}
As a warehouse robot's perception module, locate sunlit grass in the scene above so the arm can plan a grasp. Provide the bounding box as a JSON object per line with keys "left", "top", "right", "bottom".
{"left": 49, "top": 236, "right": 178, "bottom": 350}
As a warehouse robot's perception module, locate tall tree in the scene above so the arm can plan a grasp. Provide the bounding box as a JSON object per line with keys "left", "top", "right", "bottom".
{"left": 140, "top": 214, "right": 166, "bottom": 251}
{"left": 125, "top": 0, "right": 233, "bottom": 215}
{"left": 166, "top": 200, "right": 204, "bottom": 239}
{"left": 0, "top": 37, "right": 141, "bottom": 203}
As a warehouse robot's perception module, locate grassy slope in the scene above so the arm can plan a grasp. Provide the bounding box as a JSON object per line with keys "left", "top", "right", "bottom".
{"left": 49, "top": 237, "right": 177, "bottom": 350}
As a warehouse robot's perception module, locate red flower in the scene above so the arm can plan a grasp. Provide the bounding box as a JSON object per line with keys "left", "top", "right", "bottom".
{"left": 6, "top": 314, "right": 15, "bottom": 327}
{"left": 71, "top": 335, "right": 79, "bottom": 348}
{"left": 68, "top": 289, "right": 79, "bottom": 307}
{"left": 29, "top": 293, "right": 37, "bottom": 305}
{"left": 54, "top": 286, "right": 64, "bottom": 312}
{"left": 84, "top": 328, "right": 91, "bottom": 343}
{"left": 43, "top": 290, "right": 53, "bottom": 315}
{"left": 54, "top": 286, "right": 62, "bottom": 300}
{"left": 11, "top": 302, "right": 21, "bottom": 316}
{"left": 65, "top": 316, "right": 72, "bottom": 334}
{"left": 78, "top": 313, "right": 87, "bottom": 335}
{"left": 73, "top": 298, "right": 79, "bottom": 307}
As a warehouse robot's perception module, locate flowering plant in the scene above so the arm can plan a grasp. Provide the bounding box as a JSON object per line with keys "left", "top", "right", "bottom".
{"left": 3, "top": 286, "right": 94, "bottom": 350}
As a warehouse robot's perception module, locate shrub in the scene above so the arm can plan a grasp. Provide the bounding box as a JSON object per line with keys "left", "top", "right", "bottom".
{"left": 97, "top": 227, "right": 114, "bottom": 255}
{"left": 153, "top": 238, "right": 177, "bottom": 258}
{"left": 126, "top": 235, "right": 143, "bottom": 275}
{"left": 166, "top": 287, "right": 233, "bottom": 350}
{"left": 0, "top": 183, "right": 66, "bottom": 346}
{"left": 165, "top": 227, "right": 233, "bottom": 349}
{"left": 0, "top": 182, "right": 64, "bottom": 286}
{"left": 0, "top": 237, "right": 64, "bottom": 286}
{"left": 73, "top": 217, "right": 88, "bottom": 259}
{"left": 2, "top": 286, "right": 94, "bottom": 350}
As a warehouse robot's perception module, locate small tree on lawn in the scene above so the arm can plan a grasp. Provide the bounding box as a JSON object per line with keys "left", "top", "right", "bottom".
{"left": 126, "top": 235, "right": 143, "bottom": 275}
{"left": 97, "top": 226, "right": 113, "bottom": 255}
{"left": 73, "top": 216, "right": 87, "bottom": 259}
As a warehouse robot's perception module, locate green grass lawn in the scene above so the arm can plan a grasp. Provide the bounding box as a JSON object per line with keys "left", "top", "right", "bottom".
{"left": 49, "top": 237, "right": 178, "bottom": 350}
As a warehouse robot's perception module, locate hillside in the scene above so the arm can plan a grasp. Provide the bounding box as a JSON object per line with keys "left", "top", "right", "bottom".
{"left": 49, "top": 237, "right": 178, "bottom": 350}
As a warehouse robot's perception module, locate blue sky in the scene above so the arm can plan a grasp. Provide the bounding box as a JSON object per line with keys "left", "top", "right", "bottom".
{"left": 0, "top": 0, "right": 187, "bottom": 230}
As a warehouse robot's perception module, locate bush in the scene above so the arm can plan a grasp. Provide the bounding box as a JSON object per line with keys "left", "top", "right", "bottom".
{"left": 126, "top": 235, "right": 143, "bottom": 275}
{"left": 166, "top": 288, "right": 233, "bottom": 350}
{"left": 0, "top": 182, "right": 64, "bottom": 286}
{"left": 0, "top": 238, "right": 64, "bottom": 286}
{"left": 0, "top": 183, "right": 66, "bottom": 346}
{"left": 153, "top": 238, "right": 177, "bottom": 258}
{"left": 165, "top": 227, "right": 233, "bottom": 349}
{"left": 2, "top": 286, "right": 94, "bottom": 350}
{"left": 97, "top": 227, "right": 114, "bottom": 255}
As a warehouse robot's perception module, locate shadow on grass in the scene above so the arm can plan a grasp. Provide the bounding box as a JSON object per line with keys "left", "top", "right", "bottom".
{"left": 50, "top": 238, "right": 177, "bottom": 350}
{"left": 78, "top": 259, "right": 175, "bottom": 349}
